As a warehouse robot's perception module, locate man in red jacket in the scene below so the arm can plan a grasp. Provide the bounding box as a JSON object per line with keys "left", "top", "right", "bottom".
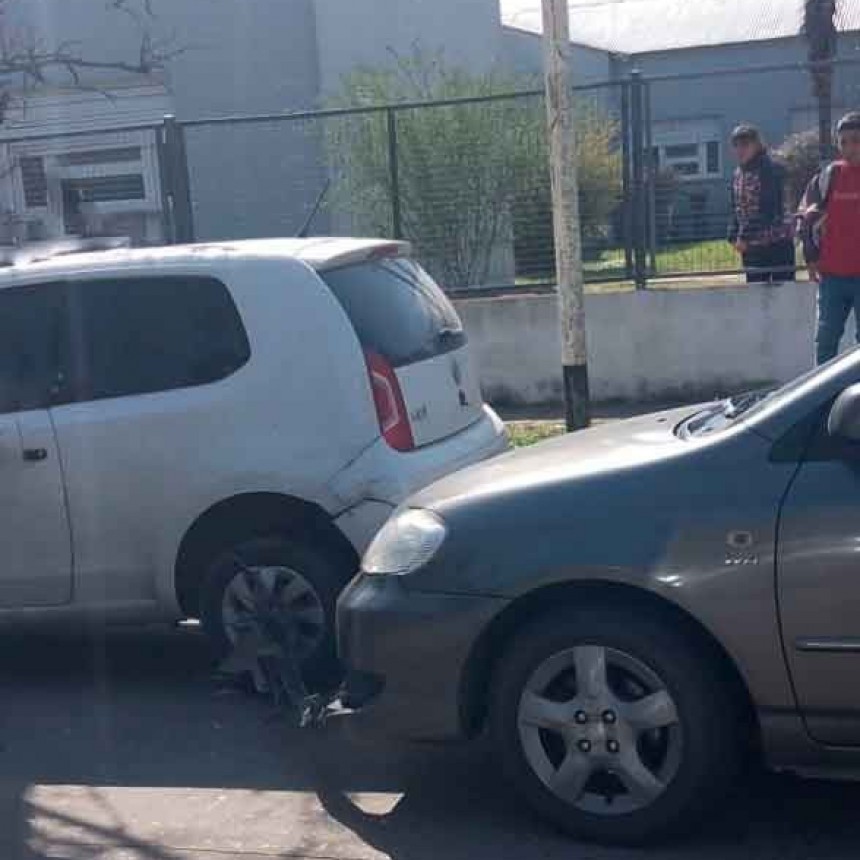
{"left": 801, "top": 112, "right": 860, "bottom": 364}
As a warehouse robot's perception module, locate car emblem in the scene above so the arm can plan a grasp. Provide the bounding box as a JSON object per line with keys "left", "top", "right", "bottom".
{"left": 451, "top": 357, "right": 469, "bottom": 407}
{"left": 725, "top": 531, "right": 758, "bottom": 566}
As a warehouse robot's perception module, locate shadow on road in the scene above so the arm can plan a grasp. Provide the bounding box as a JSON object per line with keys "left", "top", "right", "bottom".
{"left": 1, "top": 627, "right": 860, "bottom": 858}
{"left": 313, "top": 750, "right": 860, "bottom": 860}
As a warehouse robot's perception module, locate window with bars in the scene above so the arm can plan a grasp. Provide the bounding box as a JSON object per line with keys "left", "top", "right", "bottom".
{"left": 652, "top": 119, "right": 722, "bottom": 181}
{"left": 62, "top": 175, "right": 146, "bottom": 204}
{"left": 57, "top": 147, "right": 142, "bottom": 167}
{"left": 652, "top": 139, "right": 722, "bottom": 180}
{"left": 19, "top": 157, "right": 48, "bottom": 208}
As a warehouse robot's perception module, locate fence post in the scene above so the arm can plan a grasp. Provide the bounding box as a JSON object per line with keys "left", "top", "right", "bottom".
{"left": 386, "top": 108, "right": 403, "bottom": 239}
{"left": 620, "top": 81, "right": 634, "bottom": 280}
{"left": 643, "top": 79, "right": 658, "bottom": 277}
{"left": 159, "top": 115, "right": 195, "bottom": 244}
{"left": 629, "top": 71, "right": 648, "bottom": 289}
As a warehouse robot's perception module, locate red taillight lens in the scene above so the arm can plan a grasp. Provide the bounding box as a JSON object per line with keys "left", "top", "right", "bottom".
{"left": 364, "top": 350, "right": 415, "bottom": 452}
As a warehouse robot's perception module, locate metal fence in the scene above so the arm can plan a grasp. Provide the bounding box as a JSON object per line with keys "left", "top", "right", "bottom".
{"left": 172, "top": 58, "right": 860, "bottom": 291}
{"left": 176, "top": 80, "right": 630, "bottom": 291}
{"left": 4, "top": 58, "right": 859, "bottom": 292}
{"left": 633, "top": 57, "right": 860, "bottom": 285}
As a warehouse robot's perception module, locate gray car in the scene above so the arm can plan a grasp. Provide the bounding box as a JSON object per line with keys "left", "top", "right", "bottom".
{"left": 337, "top": 348, "right": 860, "bottom": 844}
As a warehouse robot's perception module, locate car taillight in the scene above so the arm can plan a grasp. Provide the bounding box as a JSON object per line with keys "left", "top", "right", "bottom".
{"left": 364, "top": 350, "right": 415, "bottom": 452}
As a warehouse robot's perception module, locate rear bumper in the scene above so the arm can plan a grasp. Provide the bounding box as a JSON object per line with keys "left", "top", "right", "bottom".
{"left": 331, "top": 405, "right": 508, "bottom": 553}
{"left": 336, "top": 573, "right": 507, "bottom": 740}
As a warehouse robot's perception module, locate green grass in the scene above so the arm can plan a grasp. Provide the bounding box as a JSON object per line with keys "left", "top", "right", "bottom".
{"left": 653, "top": 239, "right": 738, "bottom": 274}
{"left": 584, "top": 239, "right": 738, "bottom": 279}
{"left": 507, "top": 420, "right": 565, "bottom": 448}
{"left": 517, "top": 239, "right": 742, "bottom": 289}
{"left": 516, "top": 239, "right": 813, "bottom": 293}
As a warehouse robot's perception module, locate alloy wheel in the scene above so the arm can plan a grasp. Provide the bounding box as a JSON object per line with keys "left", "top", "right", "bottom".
{"left": 517, "top": 644, "right": 682, "bottom": 816}
{"left": 221, "top": 565, "right": 326, "bottom": 662}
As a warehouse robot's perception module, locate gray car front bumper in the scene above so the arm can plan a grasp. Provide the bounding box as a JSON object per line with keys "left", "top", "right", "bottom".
{"left": 336, "top": 573, "right": 507, "bottom": 740}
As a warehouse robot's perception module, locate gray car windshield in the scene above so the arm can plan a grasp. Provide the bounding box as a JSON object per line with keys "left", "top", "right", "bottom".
{"left": 677, "top": 349, "right": 860, "bottom": 438}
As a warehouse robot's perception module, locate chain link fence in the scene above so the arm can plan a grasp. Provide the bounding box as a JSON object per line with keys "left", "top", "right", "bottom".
{"left": 2, "top": 60, "right": 858, "bottom": 292}
{"left": 645, "top": 58, "right": 860, "bottom": 281}
{"left": 178, "top": 82, "right": 629, "bottom": 292}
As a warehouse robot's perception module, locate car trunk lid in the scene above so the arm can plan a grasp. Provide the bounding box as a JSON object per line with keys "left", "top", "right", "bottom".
{"left": 321, "top": 251, "right": 483, "bottom": 449}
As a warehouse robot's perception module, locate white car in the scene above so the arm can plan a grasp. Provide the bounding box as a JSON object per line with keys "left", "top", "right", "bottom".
{"left": 0, "top": 237, "right": 507, "bottom": 677}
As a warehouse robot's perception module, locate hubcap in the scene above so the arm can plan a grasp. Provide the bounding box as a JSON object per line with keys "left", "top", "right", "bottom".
{"left": 517, "top": 645, "right": 682, "bottom": 816}
{"left": 221, "top": 565, "right": 326, "bottom": 662}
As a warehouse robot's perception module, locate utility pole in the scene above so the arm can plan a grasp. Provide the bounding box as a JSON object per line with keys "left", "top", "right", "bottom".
{"left": 542, "top": 0, "right": 590, "bottom": 431}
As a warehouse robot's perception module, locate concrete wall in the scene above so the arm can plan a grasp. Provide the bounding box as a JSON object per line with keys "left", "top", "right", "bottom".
{"left": 11, "top": 0, "right": 508, "bottom": 243}
{"left": 9, "top": 0, "right": 323, "bottom": 114}
{"left": 625, "top": 42, "right": 807, "bottom": 235}
{"left": 455, "top": 284, "right": 855, "bottom": 406}
{"left": 500, "top": 27, "right": 612, "bottom": 85}
{"left": 314, "top": 0, "right": 504, "bottom": 96}
{"left": 622, "top": 35, "right": 860, "bottom": 150}
{"left": 6, "top": 0, "right": 325, "bottom": 242}
{"left": 613, "top": 36, "right": 860, "bottom": 233}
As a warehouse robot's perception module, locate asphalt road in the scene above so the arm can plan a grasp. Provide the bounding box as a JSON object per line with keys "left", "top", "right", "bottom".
{"left": 2, "top": 626, "right": 860, "bottom": 860}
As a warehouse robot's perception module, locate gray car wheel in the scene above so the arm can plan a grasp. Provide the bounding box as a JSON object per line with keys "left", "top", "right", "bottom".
{"left": 200, "top": 536, "right": 350, "bottom": 687}
{"left": 220, "top": 564, "right": 327, "bottom": 661}
{"left": 489, "top": 605, "right": 743, "bottom": 845}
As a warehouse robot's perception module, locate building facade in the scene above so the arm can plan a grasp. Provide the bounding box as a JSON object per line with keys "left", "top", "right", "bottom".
{"left": 503, "top": 0, "right": 860, "bottom": 241}
{"left": 0, "top": 0, "right": 504, "bottom": 245}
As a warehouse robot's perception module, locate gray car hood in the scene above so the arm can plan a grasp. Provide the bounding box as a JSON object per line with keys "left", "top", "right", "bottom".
{"left": 403, "top": 402, "right": 779, "bottom": 601}
{"left": 410, "top": 404, "right": 712, "bottom": 515}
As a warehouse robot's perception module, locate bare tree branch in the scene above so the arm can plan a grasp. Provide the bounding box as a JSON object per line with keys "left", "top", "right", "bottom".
{"left": 0, "top": 0, "right": 179, "bottom": 121}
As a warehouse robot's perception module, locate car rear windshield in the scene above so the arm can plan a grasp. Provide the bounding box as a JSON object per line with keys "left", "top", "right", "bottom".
{"left": 322, "top": 257, "right": 465, "bottom": 367}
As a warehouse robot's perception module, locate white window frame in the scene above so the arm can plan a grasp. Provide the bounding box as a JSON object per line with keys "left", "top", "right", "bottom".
{"left": 9, "top": 129, "right": 161, "bottom": 219}
{"left": 652, "top": 118, "right": 722, "bottom": 181}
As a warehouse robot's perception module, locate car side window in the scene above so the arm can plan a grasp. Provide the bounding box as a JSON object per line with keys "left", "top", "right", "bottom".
{"left": 769, "top": 400, "right": 860, "bottom": 463}
{"left": 67, "top": 275, "right": 250, "bottom": 403}
{"left": 0, "top": 283, "right": 67, "bottom": 415}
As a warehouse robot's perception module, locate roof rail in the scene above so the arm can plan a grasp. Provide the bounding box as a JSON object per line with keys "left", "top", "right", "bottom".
{"left": 0, "top": 236, "right": 132, "bottom": 268}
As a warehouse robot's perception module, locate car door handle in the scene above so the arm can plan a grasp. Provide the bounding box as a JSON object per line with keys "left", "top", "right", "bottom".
{"left": 23, "top": 448, "right": 48, "bottom": 462}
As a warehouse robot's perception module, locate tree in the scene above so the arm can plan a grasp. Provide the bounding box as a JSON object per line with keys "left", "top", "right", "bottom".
{"left": 803, "top": 0, "right": 839, "bottom": 162}
{"left": 775, "top": 129, "right": 821, "bottom": 206}
{"left": 0, "top": 0, "right": 176, "bottom": 122}
{"left": 515, "top": 104, "right": 620, "bottom": 277}
{"left": 325, "top": 49, "right": 620, "bottom": 289}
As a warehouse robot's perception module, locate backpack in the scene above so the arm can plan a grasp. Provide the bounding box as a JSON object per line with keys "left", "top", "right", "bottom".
{"left": 795, "top": 162, "right": 841, "bottom": 259}
{"left": 815, "top": 161, "right": 841, "bottom": 208}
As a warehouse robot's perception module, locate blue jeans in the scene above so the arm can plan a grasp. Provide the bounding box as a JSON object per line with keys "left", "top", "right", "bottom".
{"left": 817, "top": 275, "right": 860, "bottom": 364}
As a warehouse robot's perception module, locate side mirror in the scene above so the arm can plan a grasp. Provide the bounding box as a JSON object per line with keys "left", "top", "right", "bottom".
{"left": 828, "top": 384, "right": 860, "bottom": 442}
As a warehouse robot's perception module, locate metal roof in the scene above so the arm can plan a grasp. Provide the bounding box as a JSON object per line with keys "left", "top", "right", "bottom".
{"left": 501, "top": 0, "right": 860, "bottom": 55}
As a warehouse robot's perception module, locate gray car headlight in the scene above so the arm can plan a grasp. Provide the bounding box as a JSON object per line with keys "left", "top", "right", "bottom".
{"left": 363, "top": 508, "right": 447, "bottom": 576}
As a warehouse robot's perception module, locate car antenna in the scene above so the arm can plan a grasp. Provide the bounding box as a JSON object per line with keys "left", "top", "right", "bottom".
{"left": 296, "top": 179, "right": 331, "bottom": 238}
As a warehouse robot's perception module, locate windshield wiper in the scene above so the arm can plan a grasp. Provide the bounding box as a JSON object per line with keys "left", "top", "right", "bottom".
{"left": 722, "top": 390, "right": 772, "bottom": 419}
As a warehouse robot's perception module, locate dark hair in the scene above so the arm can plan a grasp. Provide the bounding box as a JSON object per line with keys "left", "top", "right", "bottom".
{"left": 837, "top": 112, "right": 860, "bottom": 134}
{"left": 730, "top": 123, "right": 762, "bottom": 144}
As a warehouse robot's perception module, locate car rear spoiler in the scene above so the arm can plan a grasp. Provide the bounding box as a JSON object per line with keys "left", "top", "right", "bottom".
{"left": 310, "top": 240, "right": 412, "bottom": 273}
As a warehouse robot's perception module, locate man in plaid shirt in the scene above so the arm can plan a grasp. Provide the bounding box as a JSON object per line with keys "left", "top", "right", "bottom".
{"left": 728, "top": 124, "right": 795, "bottom": 284}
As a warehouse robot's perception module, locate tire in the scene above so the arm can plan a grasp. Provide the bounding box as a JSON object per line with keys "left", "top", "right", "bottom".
{"left": 199, "top": 535, "right": 352, "bottom": 688}
{"left": 488, "top": 604, "right": 743, "bottom": 845}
